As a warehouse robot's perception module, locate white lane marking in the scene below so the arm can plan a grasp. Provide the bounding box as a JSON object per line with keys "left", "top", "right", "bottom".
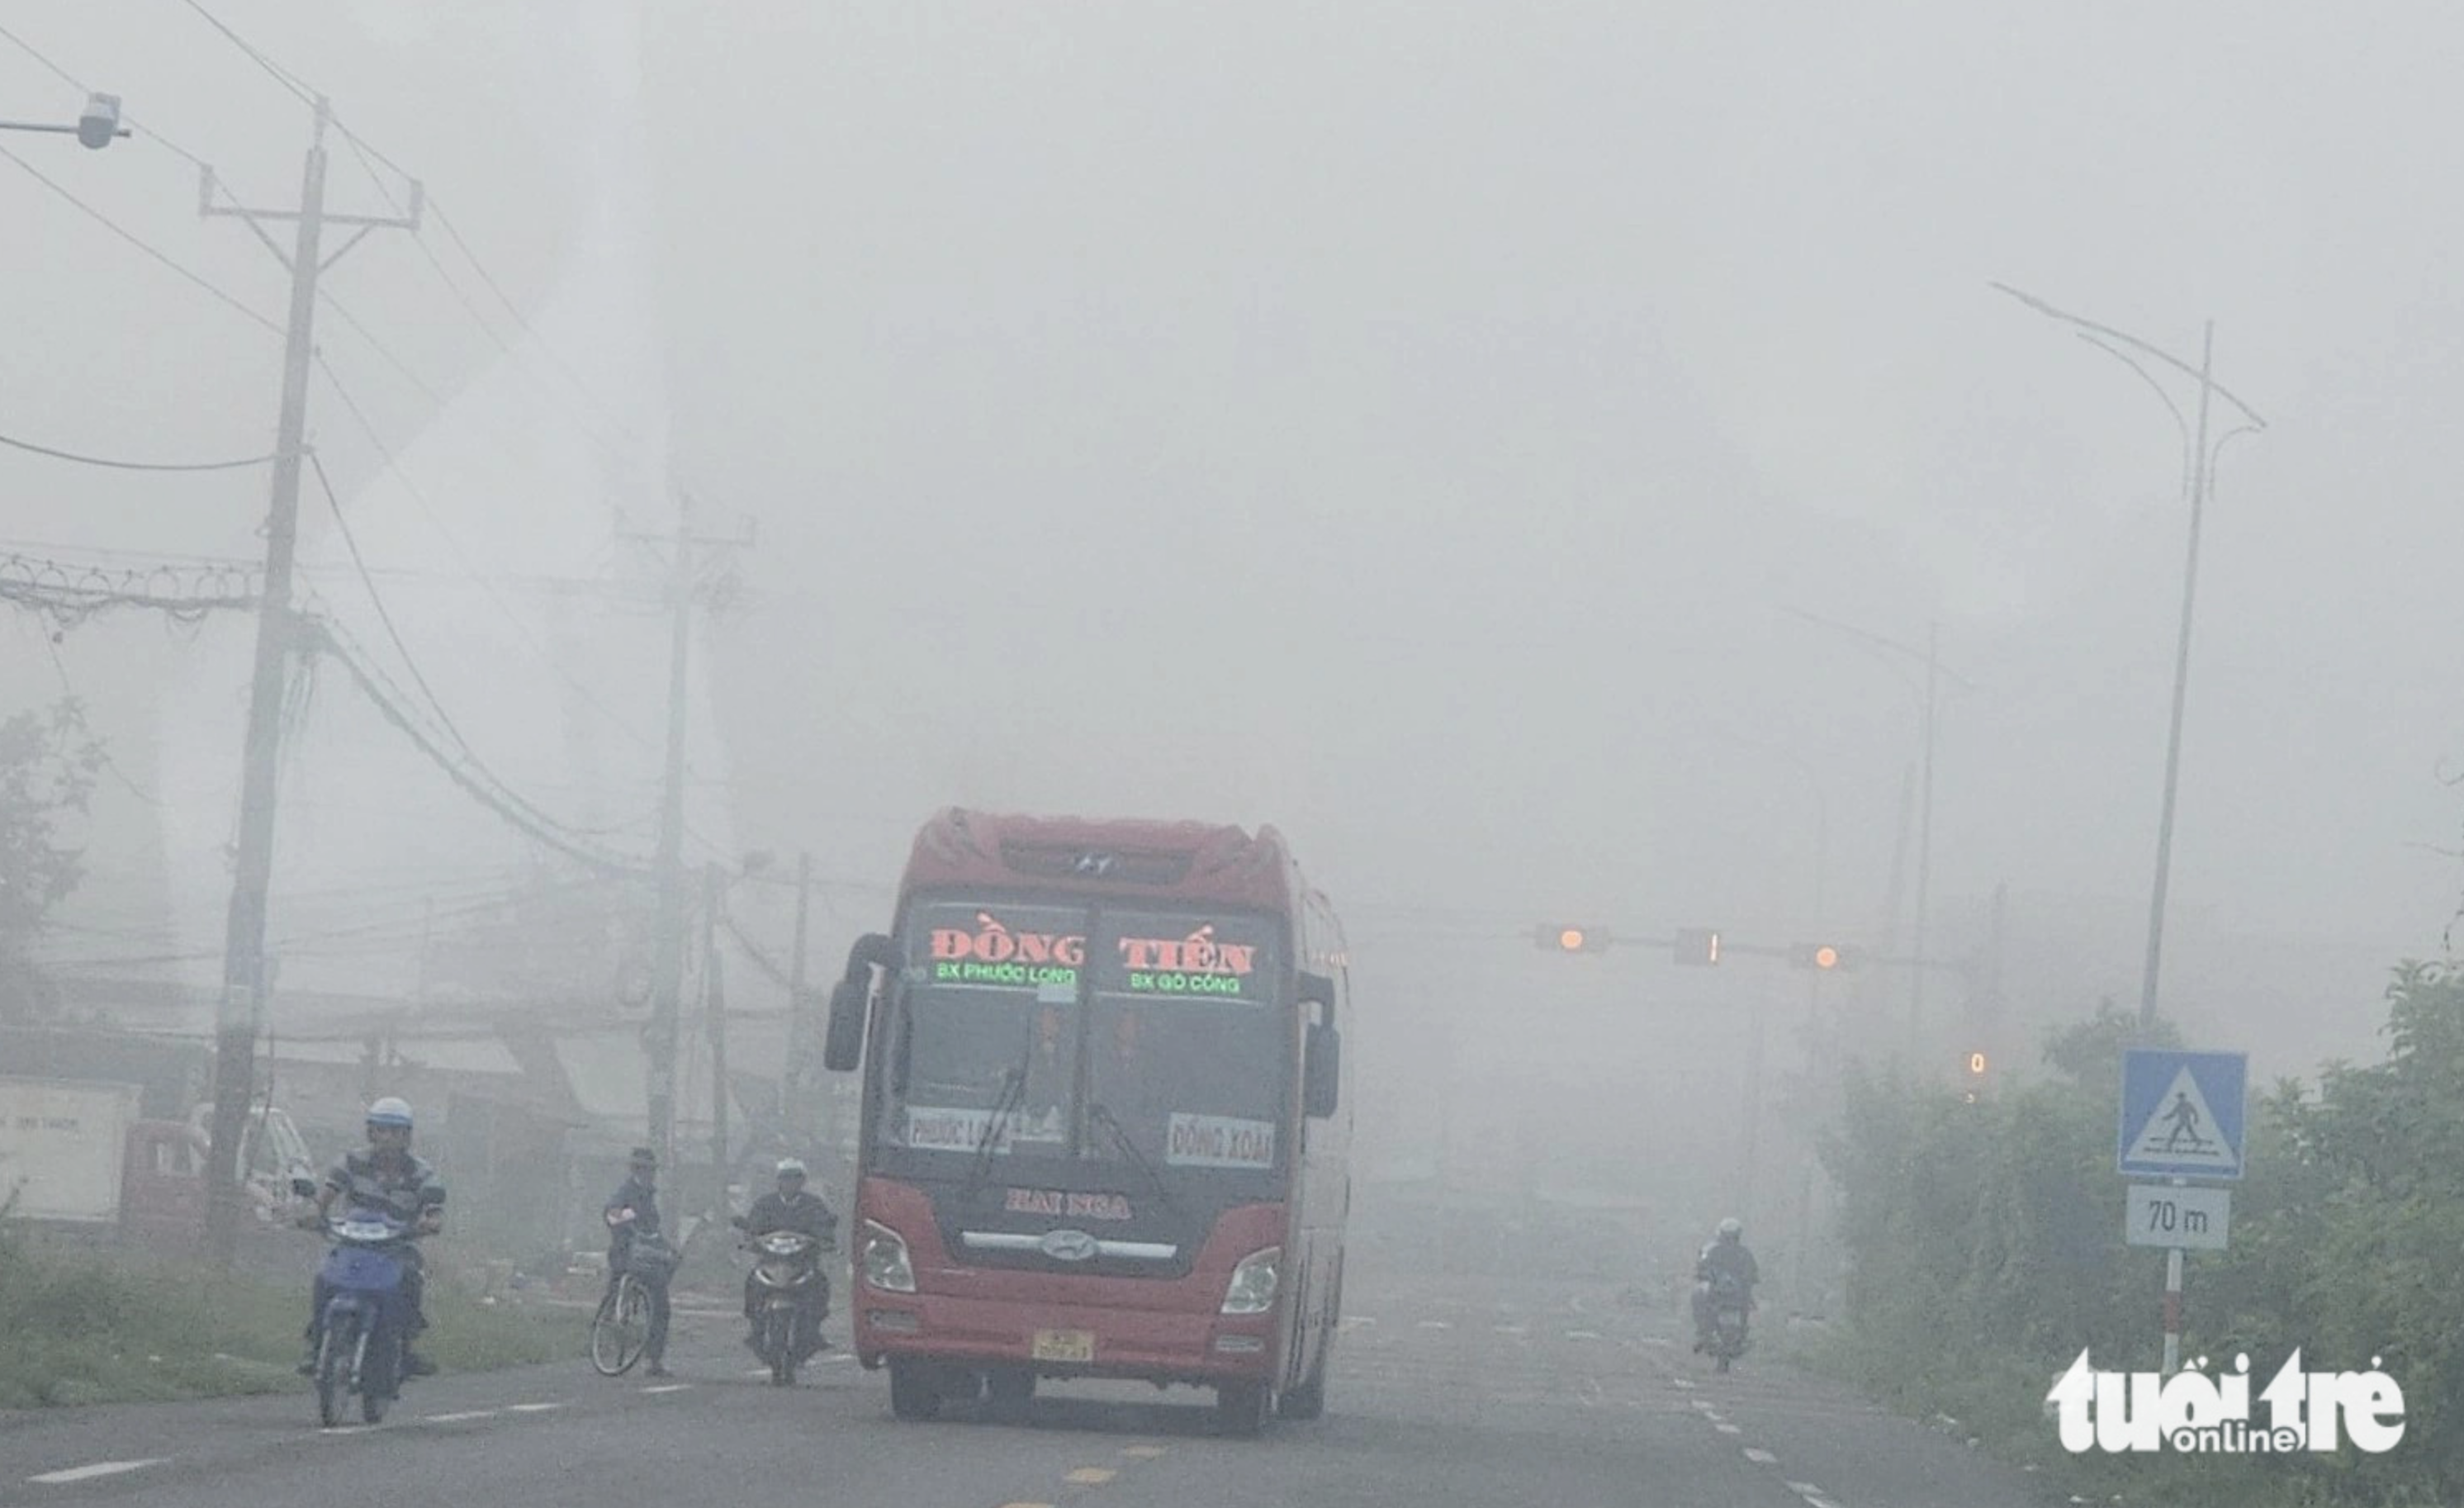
{"left": 1670, "top": 1377, "right": 1698, "bottom": 1390}
{"left": 1717, "top": 1422, "right": 1743, "bottom": 1435}
{"left": 825, "top": 1354, "right": 854, "bottom": 1364}
{"left": 641, "top": 1384, "right": 693, "bottom": 1395}
{"left": 1416, "top": 1320, "right": 1451, "bottom": 1330}
{"left": 1743, "top": 1447, "right": 1778, "bottom": 1463}
{"left": 423, "top": 1410, "right": 500, "bottom": 1423}
{"left": 1339, "top": 1316, "right": 1376, "bottom": 1330}
{"left": 1634, "top": 1335, "right": 1672, "bottom": 1348}
{"left": 28, "top": 1460, "right": 163, "bottom": 1485}
{"left": 319, "top": 1426, "right": 372, "bottom": 1436}
{"left": 1494, "top": 1323, "right": 1528, "bottom": 1335}
{"left": 1804, "top": 1498, "right": 1844, "bottom": 1508}
{"left": 1567, "top": 1329, "right": 1602, "bottom": 1341}
{"left": 505, "top": 1402, "right": 565, "bottom": 1413}
{"left": 1785, "top": 1484, "right": 1821, "bottom": 1497}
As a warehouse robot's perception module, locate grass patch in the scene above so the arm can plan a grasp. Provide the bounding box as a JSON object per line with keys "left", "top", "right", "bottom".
{"left": 0, "top": 1221, "right": 585, "bottom": 1410}
{"left": 1793, "top": 1321, "right": 2435, "bottom": 1508}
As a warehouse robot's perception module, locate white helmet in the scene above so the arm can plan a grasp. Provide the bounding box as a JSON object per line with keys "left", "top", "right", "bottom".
{"left": 1716, "top": 1216, "right": 1743, "bottom": 1241}
{"left": 366, "top": 1097, "right": 414, "bottom": 1131}
{"left": 775, "top": 1157, "right": 807, "bottom": 1178}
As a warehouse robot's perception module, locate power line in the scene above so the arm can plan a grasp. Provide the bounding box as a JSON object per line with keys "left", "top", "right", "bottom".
{"left": 0, "top": 20, "right": 85, "bottom": 93}
{"left": 304, "top": 614, "right": 649, "bottom": 877}
{"left": 0, "top": 427, "right": 276, "bottom": 472}
{"left": 312, "top": 354, "right": 664, "bottom": 756}
{"left": 0, "top": 140, "right": 282, "bottom": 335}
{"left": 175, "top": 0, "right": 316, "bottom": 107}
{"left": 306, "top": 447, "right": 478, "bottom": 765}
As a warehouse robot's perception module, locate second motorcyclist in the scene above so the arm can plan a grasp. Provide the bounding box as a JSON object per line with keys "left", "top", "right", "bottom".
{"left": 734, "top": 1157, "right": 837, "bottom": 1356}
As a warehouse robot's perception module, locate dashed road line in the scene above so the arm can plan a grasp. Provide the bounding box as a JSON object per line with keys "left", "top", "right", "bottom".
{"left": 1566, "top": 1329, "right": 1602, "bottom": 1341}
{"left": 1121, "top": 1446, "right": 1167, "bottom": 1458}
{"left": 1494, "top": 1323, "right": 1528, "bottom": 1335}
{"left": 1064, "top": 1467, "right": 1117, "bottom": 1484}
{"left": 1743, "top": 1447, "right": 1778, "bottom": 1463}
{"left": 505, "top": 1401, "right": 565, "bottom": 1413}
{"left": 28, "top": 1460, "right": 163, "bottom": 1485}
{"left": 1416, "top": 1320, "right": 1451, "bottom": 1330}
{"left": 641, "top": 1384, "right": 693, "bottom": 1395}
{"left": 422, "top": 1410, "right": 500, "bottom": 1423}
{"left": 1716, "top": 1422, "right": 1743, "bottom": 1435}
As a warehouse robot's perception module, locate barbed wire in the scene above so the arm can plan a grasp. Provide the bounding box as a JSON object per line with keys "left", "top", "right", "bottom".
{"left": 0, "top": 551, "right": 259, "bottom": 631}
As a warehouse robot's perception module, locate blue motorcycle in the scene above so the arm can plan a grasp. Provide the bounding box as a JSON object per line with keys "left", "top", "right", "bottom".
{"left": 309, "top": 1204, "right": 421, "bottom": 1425}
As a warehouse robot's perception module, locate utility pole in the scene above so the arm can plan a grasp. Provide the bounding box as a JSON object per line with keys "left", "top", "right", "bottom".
{"left": 627, "top": 495, "right": 751, "bottom": 1169}
{"left": 786, "top": 850, "right": 814, "bottom": 1150}
{"left": 704, "top": 861, "right": 727, "bottom": 1212}
{"left": 201, "top": 97, "right": 421, "bottom": 1266}
{"left": 1910, "top": 620, "right": 1940, "bottom": 1051}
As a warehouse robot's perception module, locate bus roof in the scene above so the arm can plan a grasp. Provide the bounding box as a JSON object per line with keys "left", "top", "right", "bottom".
{"left": 899, "top": 807, "right": 1300, "bottom": 913}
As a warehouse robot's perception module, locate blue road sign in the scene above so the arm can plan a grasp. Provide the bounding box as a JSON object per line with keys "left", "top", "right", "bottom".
{"left": 2118, "top": 1049, "right": 2247, "bottom": 1180}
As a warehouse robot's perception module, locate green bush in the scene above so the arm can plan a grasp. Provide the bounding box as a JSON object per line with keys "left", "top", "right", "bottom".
{"left": 1821, "top": 974, "right": 2464, "bottom": 1507}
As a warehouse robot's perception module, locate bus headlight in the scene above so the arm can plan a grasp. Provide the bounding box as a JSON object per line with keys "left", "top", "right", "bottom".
{"left": 1220, "top": 1246, "right": 1281, "bottom": 1315}
{"left": 861, "top": 1219, "right": 916, "bottom": 1293}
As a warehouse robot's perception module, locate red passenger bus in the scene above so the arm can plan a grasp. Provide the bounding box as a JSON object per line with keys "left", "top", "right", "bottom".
{"left": 822, "top": 809, "right": 1353, "bottom": 1434}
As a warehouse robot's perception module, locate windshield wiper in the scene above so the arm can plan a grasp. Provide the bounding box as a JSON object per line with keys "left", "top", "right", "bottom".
{"left": 1086, "top": 1099, "right": 1176, "bottom": 1213}
{"left": 962, "top": 1031, "right": 1036, "bottom": 1202}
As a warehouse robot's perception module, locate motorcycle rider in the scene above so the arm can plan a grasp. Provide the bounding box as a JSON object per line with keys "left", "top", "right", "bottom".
{"left": 297, "top": 1098, "right": 445, "bottom": 1378}
{"left": 1691, "top": 1216, "right": 1760, "bottom": 1353}
{"left": 734, "top": 1157, "right": 837, "bottom": 1357}
{"left": 604, "top": 1145, "right": 673, "bottom": 1378}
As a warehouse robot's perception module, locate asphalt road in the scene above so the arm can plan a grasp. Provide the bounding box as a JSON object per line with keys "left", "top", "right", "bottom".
{"left": 0, "top": 1264, "right": 2059, "bottom": 1508}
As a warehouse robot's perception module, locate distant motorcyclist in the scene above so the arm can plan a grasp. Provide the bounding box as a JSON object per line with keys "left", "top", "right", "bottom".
{"left": 1691, "top": 1216, "right": 1759, "bottom": 1353}
{"left": 604, "top": 1146, "right": 673, "bottom": 1378}
{"left": 297, "top": 1098, "right": 444, "bottom": 1378}
{"left": 734, "top": 1158, "right": 837, "bottom": 1354}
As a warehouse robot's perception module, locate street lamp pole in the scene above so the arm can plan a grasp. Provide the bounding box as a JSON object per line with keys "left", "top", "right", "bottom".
{"left": 1991, "top": 285, "right": 2267, "bottom": 1028}
{"left": 2140, "top": 321, "right": 2215, "bottom": 1034}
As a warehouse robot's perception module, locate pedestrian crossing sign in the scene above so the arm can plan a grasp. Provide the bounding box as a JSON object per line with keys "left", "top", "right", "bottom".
{"left": 2117, "top": 1049, "right": 2246, "bottom": 1180}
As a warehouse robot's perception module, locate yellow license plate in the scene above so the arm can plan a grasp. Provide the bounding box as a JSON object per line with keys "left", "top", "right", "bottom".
{"left": 1032, "top": 1329, "right": 1094, "bottom": 1363}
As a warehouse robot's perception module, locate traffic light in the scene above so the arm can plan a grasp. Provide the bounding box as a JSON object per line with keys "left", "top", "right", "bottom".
{"left": 1673, "top": 928, "right": 1722, "bottom": 965}
{"left": 1787, "top": 941, "right": 1863, "bottom": 971}
{"left": 1534, "top": 924, "right": 1610, "bottom": 953}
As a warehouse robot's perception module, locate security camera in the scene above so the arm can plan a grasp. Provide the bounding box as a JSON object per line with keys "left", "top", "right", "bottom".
{"left": 77, "top": 92, "right": 122, "bottom": 149}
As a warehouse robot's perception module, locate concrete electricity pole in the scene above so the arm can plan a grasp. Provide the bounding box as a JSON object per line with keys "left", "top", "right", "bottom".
{"left": 202, "top": 97, "right": 421, "bottom": 1266}
{"left": 628, "top": 496, "right": 751, "bottom": 1169}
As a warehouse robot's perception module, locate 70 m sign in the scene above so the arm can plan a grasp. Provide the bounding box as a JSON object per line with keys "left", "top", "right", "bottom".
{"left": 2125, "top": 1183, "right": 2230, "bottom": 1252}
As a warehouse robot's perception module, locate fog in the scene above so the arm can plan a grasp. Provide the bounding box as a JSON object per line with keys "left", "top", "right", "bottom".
{"left": 6, "top": 2, "right": 2462, "bottom": 1291}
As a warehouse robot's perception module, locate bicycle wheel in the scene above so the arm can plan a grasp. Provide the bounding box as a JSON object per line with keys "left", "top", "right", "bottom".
{"left": 590, "top": 1277, "right": 648, "bottom": 1376}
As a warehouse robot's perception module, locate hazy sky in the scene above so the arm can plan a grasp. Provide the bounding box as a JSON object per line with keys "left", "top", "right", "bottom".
{"left": 5, "top": 1, "right": 2462, "bottom": 1094}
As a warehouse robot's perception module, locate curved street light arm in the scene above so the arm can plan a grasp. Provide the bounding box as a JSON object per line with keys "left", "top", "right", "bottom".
{"left": 2075, "top": 332, "right": 2192, "bottom": 505}
{"left": 1989, "top": 282, "right": 2269, "bottom": 430}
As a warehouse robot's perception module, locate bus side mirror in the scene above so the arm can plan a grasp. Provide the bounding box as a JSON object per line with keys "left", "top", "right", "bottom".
{"left": 823, "top": 933, "right": 894, "bottom": 1071}
{"left": 1305, "top": 1023, "right": 1341, "bottom": 1118}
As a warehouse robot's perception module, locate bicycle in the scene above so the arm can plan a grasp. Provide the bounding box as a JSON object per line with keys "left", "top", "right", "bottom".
{"left": 590, "top": 1235, "right": 676, "bottom": 1377}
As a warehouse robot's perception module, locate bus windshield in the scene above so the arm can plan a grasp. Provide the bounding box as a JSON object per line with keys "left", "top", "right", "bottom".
{"left": 879, "top": 899, "right": 1289, "bottom": 1175}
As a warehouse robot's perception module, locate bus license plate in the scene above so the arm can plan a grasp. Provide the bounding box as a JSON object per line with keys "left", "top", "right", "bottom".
{"left": 1032, "top": 1330, "right": 1094, "bottom": 1363}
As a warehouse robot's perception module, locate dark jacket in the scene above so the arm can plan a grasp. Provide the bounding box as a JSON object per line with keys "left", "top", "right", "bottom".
{"left": 604, "top": 1175, "right": 662, "bottom": 1256}
{"left": 746, "top": 1189, "right": 836, "bottom": 1241}
{"left": 1698, "top": 1240, "right": 1759, "bottom": 1288}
